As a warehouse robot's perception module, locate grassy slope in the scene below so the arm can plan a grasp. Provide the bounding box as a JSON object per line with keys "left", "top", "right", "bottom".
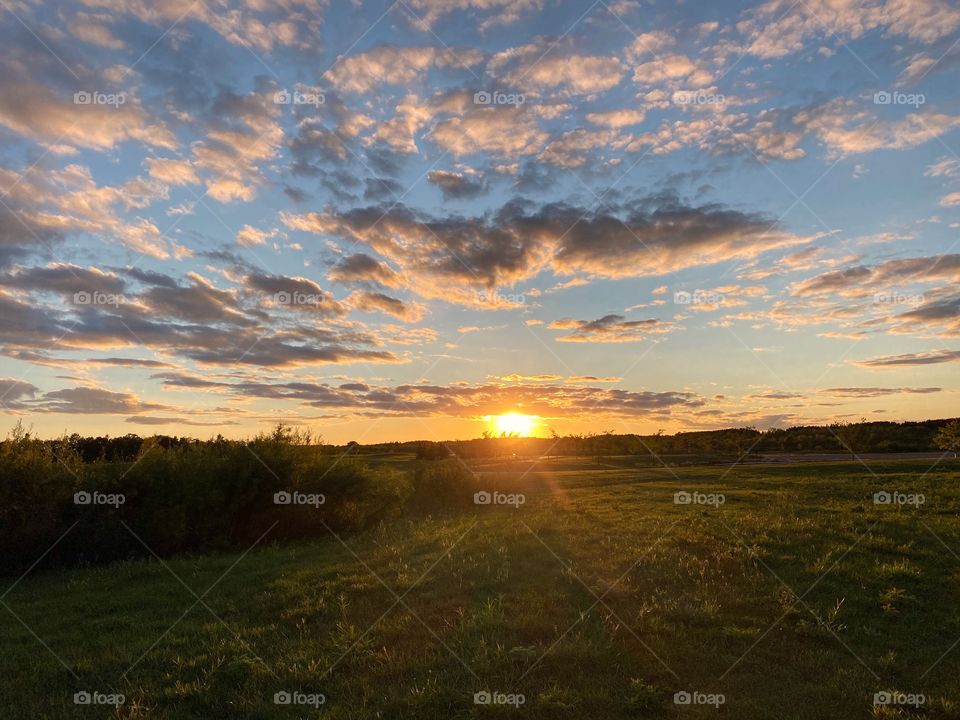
{"left": 2, "top": 460, "right": 960, "bottom": 719}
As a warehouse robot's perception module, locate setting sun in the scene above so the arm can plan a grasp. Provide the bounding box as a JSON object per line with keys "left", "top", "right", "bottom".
{"left": 488, "top": 412, "right": 539, "bottom": 437}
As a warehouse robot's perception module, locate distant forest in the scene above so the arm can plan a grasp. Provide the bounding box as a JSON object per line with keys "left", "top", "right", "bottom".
{"left": 12, "top": 418, "right": 960, "bottom": 463}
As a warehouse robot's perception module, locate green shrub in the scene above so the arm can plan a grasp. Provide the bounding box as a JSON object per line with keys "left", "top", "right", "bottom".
{"left": 0, "top": 425, "right": 412, "bottom": 574}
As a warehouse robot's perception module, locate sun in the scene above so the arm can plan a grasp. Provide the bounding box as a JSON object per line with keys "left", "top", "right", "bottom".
{"left": 489, "top": 412, "right": 538, "bottom": 437}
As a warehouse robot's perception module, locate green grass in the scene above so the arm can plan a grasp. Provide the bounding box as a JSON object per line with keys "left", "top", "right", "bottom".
{"left": 2, "top": 460, "right": 960, "bottom": 718}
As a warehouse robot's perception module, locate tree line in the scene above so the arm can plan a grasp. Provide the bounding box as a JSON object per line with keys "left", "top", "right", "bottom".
{"left": 4, "top": 418, "right": 959, "bottom": 464}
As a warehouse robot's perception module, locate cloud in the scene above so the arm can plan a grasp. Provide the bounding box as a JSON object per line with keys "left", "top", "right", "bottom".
{"left": 323, "top": 46, "right": 484, "bottom": 94}
{"left": 0, "top": 163, "right": 173, "bottom": 259}
{"left": 925, "top": 157, "right": 960, "bottom": 178}
{"left": 0, "top": 378, "right": 40, "bottom": 403}
{"left": 538, "top": 128, "right": 624, "bottom": 168}
{"left": 282, "top": 195, "right": 813, "bottom": 306}
{"left": 745, "top": 390, "right": 805, "bottom": 400}
{"left": 347, "top": 290, "right": 426, "bottom": 322}
{"left": 85, "top": 357, "right": 175, "bottom": 368}
{"left": 328, "top": 253, "right": 402, "bottom": 288}
{"left": 236, "top": 225, "right": 277, "bottom": 247}
{"left": 892, "top": 296, "right": 960, "bottom": 336}
{"left": 0, "top": 266, "right": 401, "bottom": 369}
{"left": 489, "top": 43, "right": 627, "bottom": 96}
{"left": 70, "top": 12, "right": 126, "bottom": 49}
{"left": 77, "top": 0, "right": 325, "bottom": 53}
{"left": 739, "top": 0, "right": 960, "bottom": 59}
{"left": 431, "top": 106, "right": 549, "bottom": 157}
{"left": 795, "top": 99, "right": 960, "bottom": 158}
{"left": 282, "top": 204, "right": 552, "bottom": 305}
{"left": 145, "top": 158, "right": 200, "bottom": 186}
{"left": 628, "top": 107, "right": 807, "bottom": 161}
{"left": 818, "top": 386, "right": 942, "bottom": 396}
{"left": 792, "top": 254, "right": 960, "bottom": 297}
{"left": 152, "top": 374, "right": 706, "bottom": 419}
{"left": 0, "top": 80, "right": 175, "bottom": 153}
{"left": 404, "top": 0, "right": 544, "bottom": 30}
{"left": 566, "top": 375, "right": 621, "bottom": 383}
{"left": 496, "top": 374, "right": 563, "bottom": 382}
{"left": 585, "top": 109, "right": 646, "bottom": 128}
{"left": 546, "top": 198, "right": 813, "bottom": 278}
{"left": 2, "top": 263, "right": 126, "bottom": 296}
{"left": 125, "top": 415, "right": 239, "bottom": 426}
{"left": 625, "top": 31, "right": 674, "bottom": 59}
{"left": 31, "top": 386, "right": 172, "bottom": 414}
{"left": 548, "top": 315, "right": 674, "bottom": 343}
{"left": 633, "top": 55, "right": 712, "bottom": 86}
{"left": 144, "top": 272, "right": 250, "bottom": 324}
{"left": 854, "top": 350, "right": 960, "bottom": 367}
{"left": 245, "top": 272, "right": 347, "bottom": 317}
{"left": 427, "top": 170, "right": 486, "bottom": 199}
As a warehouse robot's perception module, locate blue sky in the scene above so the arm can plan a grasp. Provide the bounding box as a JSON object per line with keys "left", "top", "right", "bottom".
{"left": 0, "top": 0, "right": 958, "bottom": 441}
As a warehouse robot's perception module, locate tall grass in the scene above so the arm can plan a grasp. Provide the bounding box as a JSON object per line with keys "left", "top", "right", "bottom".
{"left": 0, "top": 424, "right": 482, "bottom": 575}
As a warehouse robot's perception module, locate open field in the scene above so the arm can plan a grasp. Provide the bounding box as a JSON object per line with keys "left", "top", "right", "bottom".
{"left": 3, "top": 459, "right": 960, "bottom": 719}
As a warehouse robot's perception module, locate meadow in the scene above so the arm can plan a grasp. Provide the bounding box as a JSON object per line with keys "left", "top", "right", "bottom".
{"left": 2, "top": 456, "right": 959, "bottom": 719}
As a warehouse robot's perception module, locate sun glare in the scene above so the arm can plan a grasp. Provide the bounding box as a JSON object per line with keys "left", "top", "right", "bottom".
{"left": 489, "top": 412, "right": 538, "bottom": 437}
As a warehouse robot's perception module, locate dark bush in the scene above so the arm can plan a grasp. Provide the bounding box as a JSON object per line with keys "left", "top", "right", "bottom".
{"left": 0, "top": 425, "right": 411, "bottom": 575}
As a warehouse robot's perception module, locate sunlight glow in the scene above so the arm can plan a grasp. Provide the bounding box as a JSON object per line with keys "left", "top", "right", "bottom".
{"left": 489, "top": 412, "right": 538, "bottom": 437}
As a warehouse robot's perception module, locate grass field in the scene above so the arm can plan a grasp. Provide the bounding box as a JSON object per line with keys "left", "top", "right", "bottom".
{"left": 2, "top": 459, "right": 959, "bottom": 718}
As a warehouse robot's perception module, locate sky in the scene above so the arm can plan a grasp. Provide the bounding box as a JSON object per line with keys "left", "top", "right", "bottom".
{"left": 0, "top": 0, "right": 958, "bottom": 443}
